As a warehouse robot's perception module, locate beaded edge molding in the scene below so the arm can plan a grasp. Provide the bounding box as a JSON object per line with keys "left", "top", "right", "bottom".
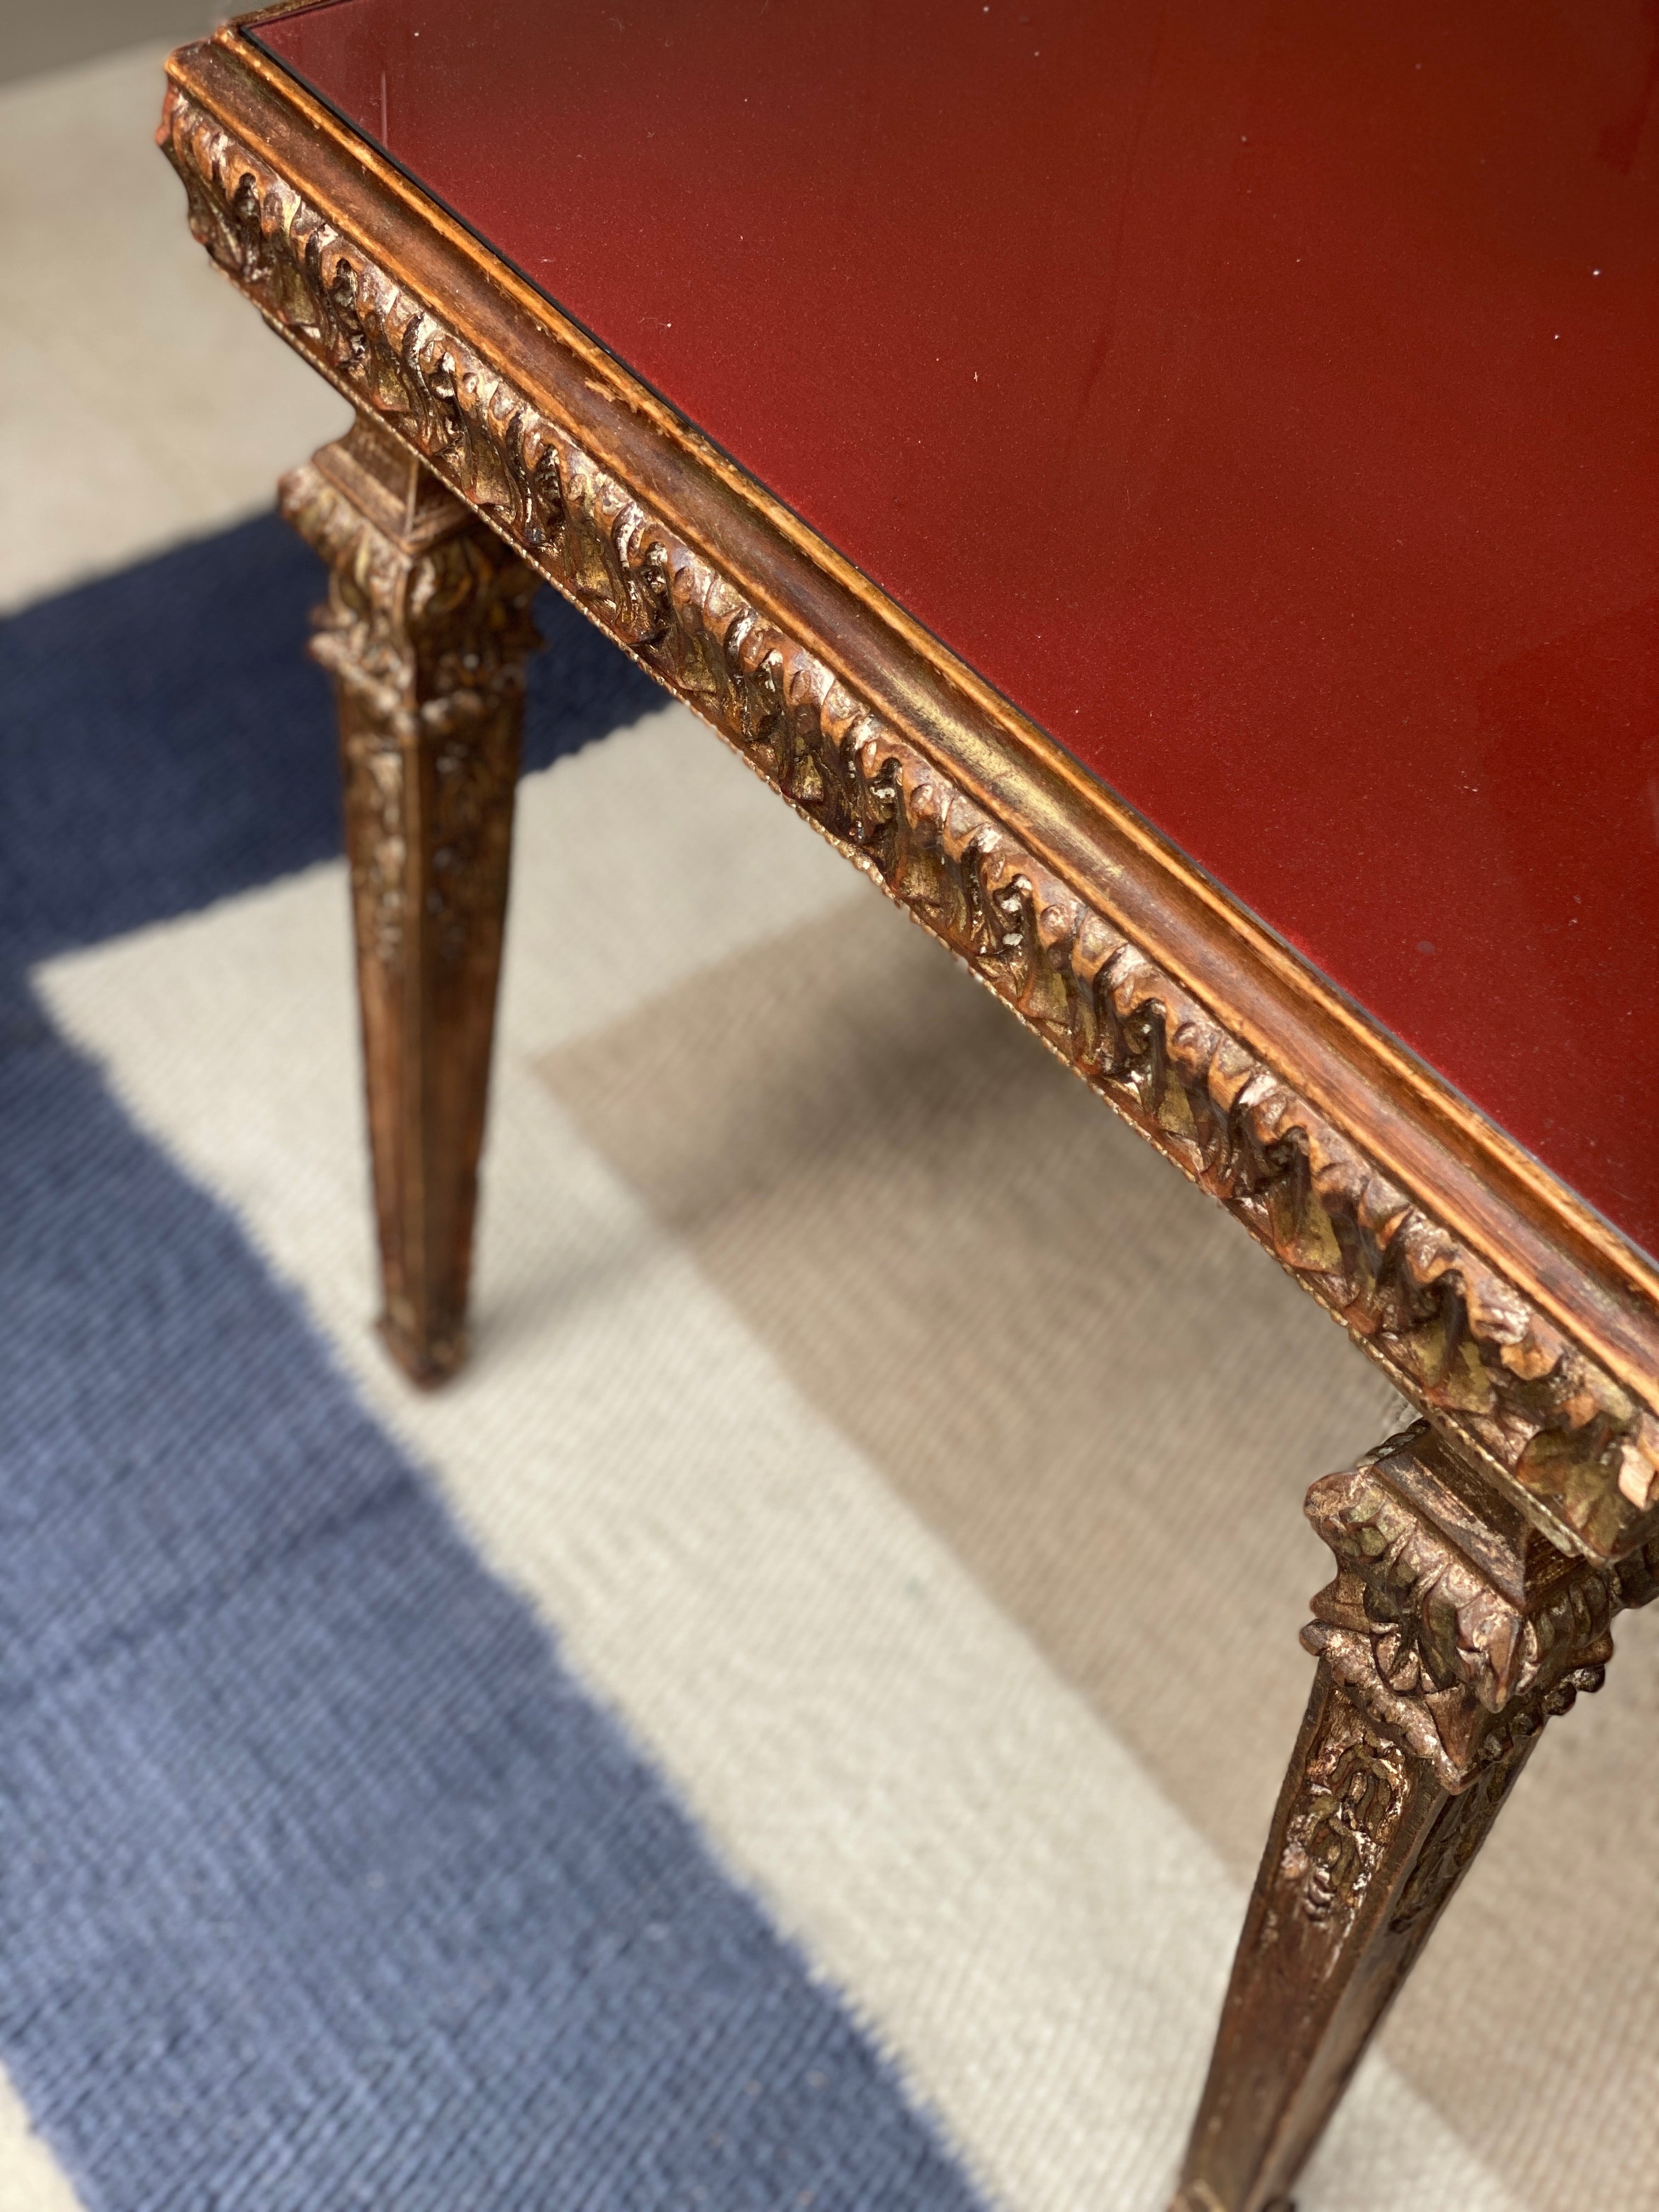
{"left": 161, "top": 86, "right": 1659, "bottom": 1560}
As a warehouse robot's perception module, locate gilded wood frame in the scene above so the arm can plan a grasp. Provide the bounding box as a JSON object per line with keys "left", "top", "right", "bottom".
{"left": 160, "top": 22, "right": 1659, "bottom": 1568}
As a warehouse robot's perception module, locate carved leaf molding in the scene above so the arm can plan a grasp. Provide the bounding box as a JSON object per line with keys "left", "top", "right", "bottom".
{"left": 161, "top": 86, "right": 1659, "bottom": 1559}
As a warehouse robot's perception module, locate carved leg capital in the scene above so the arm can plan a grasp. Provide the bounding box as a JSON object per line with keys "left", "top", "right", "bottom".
{"left": 280, "top": 413, "right": 542, "bottom": 1382}
{"left": 1173, "top": 1419, "right": 1657, "bottom": 2212}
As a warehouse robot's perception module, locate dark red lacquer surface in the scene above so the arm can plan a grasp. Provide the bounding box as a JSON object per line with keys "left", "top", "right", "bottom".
{"left": 258, "top": 0, "right": 1659, "bottom": 1259}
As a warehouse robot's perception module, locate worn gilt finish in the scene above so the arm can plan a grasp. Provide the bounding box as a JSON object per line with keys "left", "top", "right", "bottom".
{"left": 1172, "top": 1420, "right": 1659, "bottom": 2212}
{"left": 279, "top": 413, "right": 541, "bottom": 1381}
{"left": 159, "top": 78, "right": 1658, "bottom": 1560}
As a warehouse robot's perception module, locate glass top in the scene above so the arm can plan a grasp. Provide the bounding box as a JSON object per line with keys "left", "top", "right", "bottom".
{"left": 257, "top": 0, "right": 1659, "bottom": 1262}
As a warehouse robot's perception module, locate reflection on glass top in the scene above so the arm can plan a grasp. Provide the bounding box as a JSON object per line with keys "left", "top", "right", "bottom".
{"left": 257, "top": 0, "right": 1659, "bottom": 1261}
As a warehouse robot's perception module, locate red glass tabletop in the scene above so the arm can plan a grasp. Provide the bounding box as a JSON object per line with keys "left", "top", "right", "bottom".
{"left": 255, "top": 0, "right": 1659, "bottom": 1262}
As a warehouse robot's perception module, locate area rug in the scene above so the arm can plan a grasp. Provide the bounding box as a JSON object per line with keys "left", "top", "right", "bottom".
{"left": 5, "top": 512, "right": 1659, "bottom": 2212}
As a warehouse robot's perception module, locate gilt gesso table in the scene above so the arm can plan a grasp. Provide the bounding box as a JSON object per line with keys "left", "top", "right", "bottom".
{"left": 159, "top": 7, "right": 1659, "bottom": 2206}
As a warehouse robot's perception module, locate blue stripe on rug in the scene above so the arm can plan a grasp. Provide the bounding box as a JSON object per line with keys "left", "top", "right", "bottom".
{"left": 0, "top": 525, "right": 987, "bottom": 2210}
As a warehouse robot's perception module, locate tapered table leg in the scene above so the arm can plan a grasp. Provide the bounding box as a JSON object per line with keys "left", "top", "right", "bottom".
{"left": 279, "top": 413, "right": 542, "bottom": 1383}
{"left": 1172, "top": 1420, "right": 1658, "bottom": 2212}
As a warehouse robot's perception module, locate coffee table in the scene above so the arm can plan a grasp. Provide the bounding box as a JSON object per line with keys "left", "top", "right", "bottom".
{"left": 159, "top": 6, "right": 1659, "bottom": 2205}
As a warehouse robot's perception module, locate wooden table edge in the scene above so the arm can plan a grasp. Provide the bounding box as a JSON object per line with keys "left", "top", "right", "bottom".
{"left": 157, "top": 26, "right": 1659, "bottom": 1560}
